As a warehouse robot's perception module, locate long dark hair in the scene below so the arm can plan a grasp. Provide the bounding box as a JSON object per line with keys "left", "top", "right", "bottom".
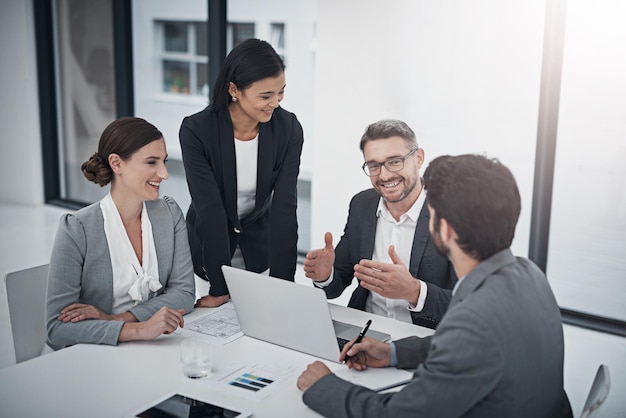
{"left": 210, "top": 38, "right": 285, "bottom": 112}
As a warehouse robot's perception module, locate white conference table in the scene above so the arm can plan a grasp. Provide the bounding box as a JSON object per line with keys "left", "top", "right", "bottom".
{"left": 0, "top": 303, "right": 433, "bottom": 418}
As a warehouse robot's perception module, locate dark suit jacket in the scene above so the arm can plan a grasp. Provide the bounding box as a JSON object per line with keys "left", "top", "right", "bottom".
{"left": 179, "top": 106, "right": 303, "bottom": 296}
{"left": 303, "top": 249, "right": 573, "bottom": 418}
{"left": 321, "top": 188, "right": 455, "bottom": 328}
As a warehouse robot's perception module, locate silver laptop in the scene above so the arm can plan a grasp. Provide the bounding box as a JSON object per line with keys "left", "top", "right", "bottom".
{"left": 222, "top": 266, "right": 391, "bottom": 363}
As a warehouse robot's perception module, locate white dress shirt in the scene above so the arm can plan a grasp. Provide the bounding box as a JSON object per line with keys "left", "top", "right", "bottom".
{"left": 316, "top": 187, "right": 429, "bottom": 324}
{"left": 364, "top": 187, "right": 428, "bottom": 323}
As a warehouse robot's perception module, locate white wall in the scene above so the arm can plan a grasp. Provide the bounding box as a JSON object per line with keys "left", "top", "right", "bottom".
{"left": 311, "top": 0, "right": 546, "bottom": 252}
{"left": 0, "top": 0, "right": 44, "bottom": 205}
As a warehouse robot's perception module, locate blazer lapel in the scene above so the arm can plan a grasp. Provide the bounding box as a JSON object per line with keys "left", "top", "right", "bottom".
{"left": 360, "top": 191, "right": 379, "bottom": 259}
{"left": 256, "top": 121, "right": 273, "bottom": 210}
{"left": 146, "top": 201, "right": 172, "bottom": 286}
{"left": 95, "top": 206, "right": 115, "bottom": 311}
{"left": 218, "top": 113, "right": 240, "bottom": 228}
{"left": 409, "top": 202, "right": 430, "bottom": 276}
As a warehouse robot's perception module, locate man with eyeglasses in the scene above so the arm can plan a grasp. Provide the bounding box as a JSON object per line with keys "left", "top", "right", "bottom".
{"left": 303, "top": 119, "right": 455, "bottom": 328}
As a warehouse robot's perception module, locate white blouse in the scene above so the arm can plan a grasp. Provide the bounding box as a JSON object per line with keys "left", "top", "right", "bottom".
{"left": 100, "top": 193, "right": 161, "bottom": 314}
{"left": 234, "top": 135, "right": 258, "bottom": 219}
{"left": 232, "top": 135, "right": 259, "bottom": 269}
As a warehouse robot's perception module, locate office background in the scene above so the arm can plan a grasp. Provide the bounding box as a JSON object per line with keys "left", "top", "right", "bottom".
{"left": 1, "top": 0, "right": 625, "bottom": 416}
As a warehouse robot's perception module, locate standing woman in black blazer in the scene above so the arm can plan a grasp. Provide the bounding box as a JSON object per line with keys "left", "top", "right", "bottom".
{"left": 179, "top": 38, "right": 303, "bottom": 308}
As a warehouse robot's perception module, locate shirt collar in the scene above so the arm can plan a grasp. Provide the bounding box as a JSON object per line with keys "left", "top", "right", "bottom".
{"left": 452, "top": 276, "right": 464, "bottom": 296}
{"left": 376, "top": 183, "right": 425, "bottom": 224}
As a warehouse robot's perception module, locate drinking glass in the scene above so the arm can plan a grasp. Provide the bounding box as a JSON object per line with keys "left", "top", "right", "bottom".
{"left": 180, "top": 337, "right": 212, "bottom": 379}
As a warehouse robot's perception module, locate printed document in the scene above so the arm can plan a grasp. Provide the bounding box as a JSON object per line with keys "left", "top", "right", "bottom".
{"left": 177, "top": 303, "right": 243, "bottom": 344}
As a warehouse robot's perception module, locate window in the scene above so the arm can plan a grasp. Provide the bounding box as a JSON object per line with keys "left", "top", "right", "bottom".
{"left": 53, "top": 0, "right": 116, "bottom": 204}
{"left": 158, "top": 21, "right": 256, "bottom": 97}
{"left": 226, "top": 22, "right": 255, "bottom": 52}
{"left": 545, "top": 0, "right": 626, "bottom": 322}
{"left": 159, "top": 21, "right": 208, "bottom": 96}
{"left": 270, "top": 23, "right": 285, "bottom": 61}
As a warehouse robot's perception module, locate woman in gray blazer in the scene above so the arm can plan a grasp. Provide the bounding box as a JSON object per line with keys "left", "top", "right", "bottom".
{"left": 46, "top": 117, "right": 195, "bottom": 350}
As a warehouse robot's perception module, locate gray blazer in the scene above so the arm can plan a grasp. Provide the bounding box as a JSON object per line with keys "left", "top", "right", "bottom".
{"left": 322, "top": 188, "right": 456, "bottom": 329}
{"left": 46, "top": 196, "right": 196, "bottom": 350}
{"left": 303, "top": 249, "right": 572, "bottom": 418}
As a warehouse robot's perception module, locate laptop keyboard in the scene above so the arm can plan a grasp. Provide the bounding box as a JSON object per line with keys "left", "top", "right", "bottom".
{"left": 337, "top": 337, "right": 350, "bottom": 351}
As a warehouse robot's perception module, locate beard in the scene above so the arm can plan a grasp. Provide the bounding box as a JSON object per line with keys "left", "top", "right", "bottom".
{"left": 430, "top": 227, "right": 450, "bottom": 258}
{"left": 376, "top": 175, "right": 418, "bottom": 204}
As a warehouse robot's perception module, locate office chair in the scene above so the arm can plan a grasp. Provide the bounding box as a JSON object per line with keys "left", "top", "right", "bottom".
{"left": 4, "top": 264, "right": 49, "bottom": 363}
{"left": 580, "top": 364, "right": 611, "bottom": 418}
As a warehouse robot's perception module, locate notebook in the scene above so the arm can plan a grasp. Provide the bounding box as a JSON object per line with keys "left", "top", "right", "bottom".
{"left": 221, "top": 265, "right": 391, "bottom": 363}
{"left": 335, "top": 366, "right": 414, "bottom": 392}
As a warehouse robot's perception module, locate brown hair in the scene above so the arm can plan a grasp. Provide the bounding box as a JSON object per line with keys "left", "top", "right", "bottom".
{"left": 81, "top": 117, "right": 163, "bottom": 187}
{"left": 359, "top": 119, "right": 418, "bottom": 152}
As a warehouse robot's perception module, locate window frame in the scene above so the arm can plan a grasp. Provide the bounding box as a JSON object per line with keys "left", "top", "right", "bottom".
{"left": 157, "top": 20, "right": 209, "bottom": 97}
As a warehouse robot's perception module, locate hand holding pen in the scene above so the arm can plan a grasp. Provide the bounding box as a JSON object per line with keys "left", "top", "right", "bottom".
{"left": 343, "top": 319, "right": 371, "bottom": 363}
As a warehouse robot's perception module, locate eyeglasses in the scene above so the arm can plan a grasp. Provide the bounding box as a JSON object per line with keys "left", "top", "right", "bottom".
{"left": 362, "top": 148, "right": 419, "bottom": 177}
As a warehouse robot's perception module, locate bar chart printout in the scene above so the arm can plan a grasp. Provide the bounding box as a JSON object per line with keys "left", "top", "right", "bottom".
{"left": 229, "top": 373, "right": 274, "bottom": 392}
{"left": 208, "top": 362, "right": 298, "bottom": 401}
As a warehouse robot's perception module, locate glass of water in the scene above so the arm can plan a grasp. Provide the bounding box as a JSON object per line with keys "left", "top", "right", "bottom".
{"left": 180, "top": 337, "right": 212, "bottom": 379}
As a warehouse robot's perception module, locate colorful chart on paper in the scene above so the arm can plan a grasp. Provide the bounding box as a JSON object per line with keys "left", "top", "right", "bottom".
{"left": 228, "top": 372, "right": 274, "bottom": 392}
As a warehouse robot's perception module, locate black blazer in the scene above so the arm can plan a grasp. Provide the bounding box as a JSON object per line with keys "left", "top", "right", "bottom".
{"left": 179, "top": 106, "right": 303, "bottom": 296}
{"left": 323, "top": 188, "right": 456, "bottom": 329}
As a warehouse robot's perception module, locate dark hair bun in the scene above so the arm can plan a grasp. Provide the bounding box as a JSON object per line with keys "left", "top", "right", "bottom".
{"left": 81, "top": 152, "right": 112, "bottom": 187}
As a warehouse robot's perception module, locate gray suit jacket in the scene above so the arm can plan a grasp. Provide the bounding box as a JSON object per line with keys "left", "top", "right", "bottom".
{"left": 46, "top": 196, "right": 196, "bottom": 350}
{"left": 321, "top": 189, "right": 455, "bottom": 328}
{"left": 304, "top": 249, "right": 572, "bottom": 418}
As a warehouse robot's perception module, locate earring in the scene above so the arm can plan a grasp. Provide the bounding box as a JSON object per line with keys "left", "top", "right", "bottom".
{"left": 232, "top": 96, "right": 238, "bottom": 103}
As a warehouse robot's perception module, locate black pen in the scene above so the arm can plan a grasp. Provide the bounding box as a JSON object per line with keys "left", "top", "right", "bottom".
{"left": 344, "top": 319, "right": 372, "bottom": 362}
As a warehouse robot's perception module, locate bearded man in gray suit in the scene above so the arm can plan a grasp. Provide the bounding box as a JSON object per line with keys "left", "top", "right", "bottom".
{"left": 298, "top": 154, "right": 572, "bottom": 417}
